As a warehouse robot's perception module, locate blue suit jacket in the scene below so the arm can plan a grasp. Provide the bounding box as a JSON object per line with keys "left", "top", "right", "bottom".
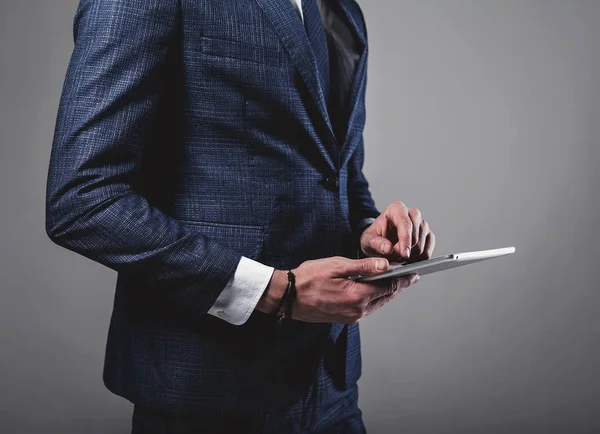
{"left": 46, "top": 0, "right": 380, "bottom": 412}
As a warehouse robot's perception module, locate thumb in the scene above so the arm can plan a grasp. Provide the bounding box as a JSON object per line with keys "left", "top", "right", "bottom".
{"left": 333, "top": 257, "right": 389, "bottom": 277}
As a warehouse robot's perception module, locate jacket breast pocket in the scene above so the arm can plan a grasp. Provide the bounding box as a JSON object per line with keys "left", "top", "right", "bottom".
{"left": 179, "top": 220, "right": 264, "bottom": 261}
{"left": 199, "top": 35, "right": 285, "bottom": 69}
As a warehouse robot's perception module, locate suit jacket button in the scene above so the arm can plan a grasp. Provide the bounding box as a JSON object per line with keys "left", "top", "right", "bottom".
{"left": 324, "top": 175, "right": 340, "bottom": 192}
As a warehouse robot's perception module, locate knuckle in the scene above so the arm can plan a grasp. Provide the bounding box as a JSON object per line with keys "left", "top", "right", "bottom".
{"left": 369, "top": 236, "right": 381, "bottom": 248}
{"left": 390, "top": 200, "right": 406, "bottom": 211}
{"left": 410, "top": 207, "right": 422, "bottom": 220}
{"left": 330, "top": 256, "right": 345, "bottom": 271}
{"left": 359, "top": 259, "right": 372, "bottom": 273}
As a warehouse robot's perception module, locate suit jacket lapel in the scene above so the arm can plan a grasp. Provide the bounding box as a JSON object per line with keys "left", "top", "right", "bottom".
{"left": 337, "top": 0, "right": 368, "bottom": 168}
{"left": 253, "top": 0, "right": 337, "bottom": 172}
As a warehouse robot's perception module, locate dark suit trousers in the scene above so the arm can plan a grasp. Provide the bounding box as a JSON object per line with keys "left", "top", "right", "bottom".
{"left": 131, "top": 358, "right": 366, "bottom": 434}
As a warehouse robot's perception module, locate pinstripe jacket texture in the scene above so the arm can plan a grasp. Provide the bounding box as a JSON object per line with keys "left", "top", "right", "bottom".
{"left": 45, "top": 0, "right": 380, "bottom": 412}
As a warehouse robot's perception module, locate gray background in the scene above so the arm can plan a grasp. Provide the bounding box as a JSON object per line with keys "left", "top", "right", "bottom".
{"left": 0, "top": 0, "right": 598, "bottom": 433}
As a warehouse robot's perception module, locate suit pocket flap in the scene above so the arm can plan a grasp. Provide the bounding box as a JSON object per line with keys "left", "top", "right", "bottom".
{"left": 180, "top": 220, "right": 264, "bottom": 261}
{"left": 199, "top": 35, "right": 284, "bottom": 67}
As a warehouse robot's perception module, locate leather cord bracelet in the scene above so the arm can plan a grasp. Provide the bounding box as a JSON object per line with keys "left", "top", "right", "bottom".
{"left": 275, "top": 270, "right": 296, "bottom": 324}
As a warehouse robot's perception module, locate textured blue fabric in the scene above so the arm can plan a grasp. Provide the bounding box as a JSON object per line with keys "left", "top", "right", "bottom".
{"left": 302, "top": 0, "right": 330, "bottom": 107}
{"left": 45, "top": 0, "right": 380, "bottom": 413}
{"left": 131, "top": 358, "right": 366, "bottom": 433}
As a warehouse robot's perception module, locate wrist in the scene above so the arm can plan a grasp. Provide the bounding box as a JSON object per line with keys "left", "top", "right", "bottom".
{"left": 256, "top": 269, "right": 288, "bottom": 313}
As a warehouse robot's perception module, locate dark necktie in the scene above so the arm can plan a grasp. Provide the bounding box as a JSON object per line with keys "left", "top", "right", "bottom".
{"left": 302, "top": 0, "right": 330, "bottom": 105}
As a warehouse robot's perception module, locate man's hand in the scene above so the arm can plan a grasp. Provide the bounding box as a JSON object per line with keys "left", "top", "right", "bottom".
{"left": 256, "top": 256, "right": 419, "bottom": 324}
{"left": 360, "top": 201, "right": 436, "bottom": 263}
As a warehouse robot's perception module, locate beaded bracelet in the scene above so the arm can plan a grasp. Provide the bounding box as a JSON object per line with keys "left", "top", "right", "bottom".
{"left": 275, "top": 270, "right": 296, "bottom": 324}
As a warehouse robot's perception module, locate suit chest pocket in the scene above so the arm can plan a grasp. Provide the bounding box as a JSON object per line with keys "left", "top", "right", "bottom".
{"left": 198, "top": 34, "right": 285, "bottom": 68}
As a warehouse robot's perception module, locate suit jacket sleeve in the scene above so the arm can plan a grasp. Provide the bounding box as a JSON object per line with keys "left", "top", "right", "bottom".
{"left": 347, "top": 93, "right": 380, "bottom": 237}
{"left": 347, "top": 131, "right": 381, "bottom": 243}
{"left": 45, "top": 0, "right": 241, "bottom": 316}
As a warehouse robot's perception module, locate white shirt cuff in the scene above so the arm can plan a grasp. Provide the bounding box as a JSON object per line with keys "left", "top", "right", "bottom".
{"left": 208, "top": 256, "right": 275, "bottom": 326}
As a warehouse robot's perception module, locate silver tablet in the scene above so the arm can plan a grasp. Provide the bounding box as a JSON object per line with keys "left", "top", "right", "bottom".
{"left": 354, "top": 247, "right": 515, "bottom": 282}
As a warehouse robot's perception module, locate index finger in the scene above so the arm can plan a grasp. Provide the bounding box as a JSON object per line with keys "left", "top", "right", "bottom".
{"left": 387, "top": 208, "right": 413, "bottom": 260}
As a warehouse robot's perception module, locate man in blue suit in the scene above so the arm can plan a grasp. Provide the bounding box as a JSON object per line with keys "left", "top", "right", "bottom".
{"left": 46, "top": 0, "right": 435, "bottom": 432}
